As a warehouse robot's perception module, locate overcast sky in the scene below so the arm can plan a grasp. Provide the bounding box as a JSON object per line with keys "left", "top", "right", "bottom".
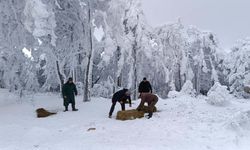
{"left": 141, "top": 0, "right": 250, "bottom": 49}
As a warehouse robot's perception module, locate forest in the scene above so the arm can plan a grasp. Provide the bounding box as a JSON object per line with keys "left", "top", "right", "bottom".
{"left": 0, "top": 0, "right": 249, "bottom": 100}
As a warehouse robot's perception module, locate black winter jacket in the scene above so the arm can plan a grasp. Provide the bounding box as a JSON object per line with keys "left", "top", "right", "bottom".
{"left": 138, "top": 81, "right": 152, "bottom": 93}
{"left": 112, "top": 89, "right": 131, "bottom": 104}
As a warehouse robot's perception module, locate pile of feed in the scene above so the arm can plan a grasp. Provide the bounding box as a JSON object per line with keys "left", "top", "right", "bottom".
{"left": 36, "top": 108, "right": 56, "bottom": 118}
{"left": 140, "top": 106, "right": 157, "bottom": 113}
{"left": 116, "top": 109, "right": 144, "bottom": 121}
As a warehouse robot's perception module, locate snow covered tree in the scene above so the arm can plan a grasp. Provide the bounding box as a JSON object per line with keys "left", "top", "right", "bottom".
{"left": 0, "top": 0, "right": 39, "bottom": 95}
{"left": 0, "top": 0, "right": 229, "bottom": 100}
{"left": 223, "top": 38, "right": 250, "bottom": 98}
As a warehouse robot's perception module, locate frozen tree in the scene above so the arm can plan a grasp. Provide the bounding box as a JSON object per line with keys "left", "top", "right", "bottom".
{"left": 0, "top": 0, "right": 39, "bottom": 96}
{"left": 223, "top": 38, "right": 250, "bottom": 98}
{"left": 153, "top": 22, "right": 220, "bottom": 97}
{"left": 0, "top": 0, "right": 230, "bottom": 100}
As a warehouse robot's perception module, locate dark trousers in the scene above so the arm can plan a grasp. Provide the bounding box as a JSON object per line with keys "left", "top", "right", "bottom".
{"left": 148, "top": 99, "right": 158, "bottom": 116}
{"left": 109, "top": 100, "right": 125, "bottom": 116}
{"left": 64, "top": 98, "right": 76, "bottom": 109}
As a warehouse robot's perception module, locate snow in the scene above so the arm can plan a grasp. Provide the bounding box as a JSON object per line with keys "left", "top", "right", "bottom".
{"left": 180, "top": 80, "right": 196, "bottom": 97}
{"left": 37, "top": 38, "right": 43, "bottom": 45}
{"left": 55, "top": 0, "right": 62, "bottom": 10}
{"left": 22, "top": 47, "right": 32, "bottom": 58}
{"left": 228, "top": 110, "right": 250, "bottom": 133}
{"left": 24, "top": 0, "right": 57, "bottom": 46}
{"left": 168, "top": 90, "right": 181, "bottom": 98}
{"left": 94, "top": 26, "right": 104, "bottom": 42}
{"left": 1, "top": 89, "right": 250, "bottom": 150}
{"left": 206, "top": 82, "right": 231, "bottom": 106}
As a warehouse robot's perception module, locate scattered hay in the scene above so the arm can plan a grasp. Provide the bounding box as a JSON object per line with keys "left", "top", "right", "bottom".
{"left": 140, "top": 106, "right": 157, "bottom": 113}
{"left": 87, "top": 128, "right": 96, "bottom": 132}
{"left": 36, "top": 108, "right": 56, "bottom": 118}
{"left": 116, "top": 109, "right": 144, "bottom": 121}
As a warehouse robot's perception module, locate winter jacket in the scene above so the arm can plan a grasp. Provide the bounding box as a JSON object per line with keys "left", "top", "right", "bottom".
{"left": 62, "top": 82, "right": 77, "bottom": 103}
{"left": 138, "top": 81, "right": 152, "bottom": 93}
{"left": 112, "top": 89, "right": 131, "bottom": 104}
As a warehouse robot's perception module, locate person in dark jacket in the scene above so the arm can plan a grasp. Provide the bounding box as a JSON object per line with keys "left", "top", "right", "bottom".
{"left": 138, "top": 77, "right": 152, "bottom": 93}
{"left": 108, "top": 89, "right": 131, "bottom": 118}
{"left": 137, "top": 93, "right": 158, "bottom": 119}
{"left": 62, "top": 77, "right": 78, "bottom": 112}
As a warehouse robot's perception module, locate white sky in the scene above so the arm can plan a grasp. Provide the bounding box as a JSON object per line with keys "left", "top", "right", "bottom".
{"left": 141, "top": 0, "right": 250, "bottom": 49}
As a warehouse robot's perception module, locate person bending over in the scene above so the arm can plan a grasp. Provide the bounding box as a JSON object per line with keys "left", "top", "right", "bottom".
{"left": 109, "top": 89, "right": 131, "bottom": 118}
{"left": 137, "top": 93, "right": 158, "bottom": 119}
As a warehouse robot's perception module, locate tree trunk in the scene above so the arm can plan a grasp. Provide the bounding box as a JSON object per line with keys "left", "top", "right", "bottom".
{"left": 133, "top": 44, "right": 138, "bottom": 100}
{"left": 56, "top": 61, "right": 64, "bottom": 91}
{"left": 83, "top": 1, "right": 94, "bottom": 102}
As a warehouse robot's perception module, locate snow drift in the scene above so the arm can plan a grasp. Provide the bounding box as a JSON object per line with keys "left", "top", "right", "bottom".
{"left": 228, "top": 110, "right": 250, "bottom": 132}
{"left": 206, "top": 82, "right": 231, "bottom": 106}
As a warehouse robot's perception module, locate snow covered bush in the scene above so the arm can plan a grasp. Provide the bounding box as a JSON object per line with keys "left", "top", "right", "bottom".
{"left": 206, "top": 82, "right": 230, "bottom": 106}
{"left": 168, "top": 81, "right": 196, "bottom": 98}
{"left": 228, "top": 110, "right": 250, "bottom": 131}
{"left": 167, "top": 90, "right": 181, "bottom": 98}
{"left": 180, "top": 80, "right": 196, "bottom": 97}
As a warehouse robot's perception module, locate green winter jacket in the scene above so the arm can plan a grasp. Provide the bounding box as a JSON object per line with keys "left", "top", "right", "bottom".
{"left": 62, "top": 82, "right": 77, "bottom": 104}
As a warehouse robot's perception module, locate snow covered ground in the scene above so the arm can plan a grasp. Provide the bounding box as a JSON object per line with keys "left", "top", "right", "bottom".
{"left": 1, "top": 89, "right": 250, "bottom": 150}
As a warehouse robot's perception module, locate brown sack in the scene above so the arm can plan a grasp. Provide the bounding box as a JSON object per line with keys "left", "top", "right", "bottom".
{"left": 36, "top": 108, "right": 56, "bottom": 118}
{"left": 140, "top": 106, "right": 157, "bottom": 113}
{"left": 116, "top": 109, "right": 144, "bottom": 121}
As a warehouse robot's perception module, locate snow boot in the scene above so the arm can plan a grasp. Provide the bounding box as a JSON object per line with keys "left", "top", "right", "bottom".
{"left": 72, "top": 105, "right": 78, "bottom": 111}
{"left": 147, "top": 113, "right": 152, "bottom": 119}
{"left": 64, "top": 106, "right": 68, "bottom": 112}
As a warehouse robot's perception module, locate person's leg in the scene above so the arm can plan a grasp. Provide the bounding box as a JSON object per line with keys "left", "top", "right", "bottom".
{"left": 72, "top": 98, "right": 78, "bottom": 111}
{"left": 148, "top": 100, "right": 157, "bottom": 118}
{"left": 109, "top": 101, "right": 117, "bottom": 117}
{"left": 64, "top": 105, "right": 68, "bottom": 112}
{"left": 72, "top": 104, "right": 78, "bottom": 111}
{"left": 120, "top": 102, "right": 125, "bottom": 111}
{"left": 64, "top": 98, "right": 69, "bottom": 112}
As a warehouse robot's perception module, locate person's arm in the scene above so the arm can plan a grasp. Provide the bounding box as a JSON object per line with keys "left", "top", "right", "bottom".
{"left": 148, "top": 82, "right": 152, "bottom": 93}
{"left": 138, "top": 82, "right": 142, "bottom": 93}
{"left": 62, "top": 85, "right": 67, "bottom": 98}
{"left": 136, "top": 97, "right": 145, "bottom": 111}
{"left": 128, "top": 96, "right": 132, "bottom": 107}
{"left": 136, "top": 101, "right": 144, "bottom": 111}
{"left": 74, "top": 84, "right": 78, "bottom": 96}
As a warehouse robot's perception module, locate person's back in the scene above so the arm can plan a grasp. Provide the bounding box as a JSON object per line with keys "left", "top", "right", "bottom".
{"left": 138, "top": 77, "right": 152, "bottom": 93}
{"left": 140, "top": 93, "right": 158, "bottom": 104}
{"left": 137, "top": 93, "right": 158, "bottom": 119}
{"left": 112, "top": 89, "right": 126, "bottom": 101}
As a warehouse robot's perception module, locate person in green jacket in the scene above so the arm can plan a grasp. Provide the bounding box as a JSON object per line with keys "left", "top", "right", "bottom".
{"left": 62, "top": 77, "right": 78, "bottom": 112}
